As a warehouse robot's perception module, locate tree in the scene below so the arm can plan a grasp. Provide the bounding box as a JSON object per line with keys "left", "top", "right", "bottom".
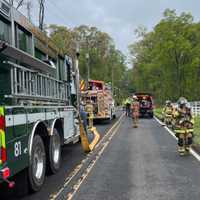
{"left": 49, "top": 24, "right": 128, "bottom": 103}
{"left": 129, "top": 9, "right": 200, "bottom": 104}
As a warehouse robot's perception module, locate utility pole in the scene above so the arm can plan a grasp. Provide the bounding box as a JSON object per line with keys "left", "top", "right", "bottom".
{"left": 75, "top": 42, "right": 80, "bottom": 111}
{"left": 26, "top": 1, "right": 31, "bottom": 21}
{"left": 112, "top": 65, "right": 114, "bottom": 96}
{"left": 86, "top": 53, "right": 90, "bottom": 89}
{"left": 39, "top": 0, "right": 45, "bottom": 30}
{"left": 9, "top": 0, "right": 14, "bottom": 5}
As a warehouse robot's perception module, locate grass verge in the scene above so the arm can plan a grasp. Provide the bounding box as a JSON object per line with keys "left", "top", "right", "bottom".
{"left": 154, "top": 108, "right": 163, "bottom": 120}
{"left": 194, "top": 116, "right": 200, "bottom": 145}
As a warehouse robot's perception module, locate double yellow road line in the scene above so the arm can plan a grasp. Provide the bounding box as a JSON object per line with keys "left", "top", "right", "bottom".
{"left": 50, "top": 113, "right": 124, "bottom": 200}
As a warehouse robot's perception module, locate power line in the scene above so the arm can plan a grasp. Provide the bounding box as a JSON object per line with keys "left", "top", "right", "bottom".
{"left": 47, "top": 0, "right": 69, "bottom": 20}
{"left": 44, "top": 0, "right": 68, "bottom": 25}
{"left": 16, "top": 0, "right": 24, "bottom": 9}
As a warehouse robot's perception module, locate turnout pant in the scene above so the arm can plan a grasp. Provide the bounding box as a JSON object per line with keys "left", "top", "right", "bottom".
{"left": 176, "top": 131, "right": 193, "bottom": 153}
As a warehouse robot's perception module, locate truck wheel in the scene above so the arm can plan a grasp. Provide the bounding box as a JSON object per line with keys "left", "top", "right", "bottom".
{"left": 48, "top": 129, "right": 61, "bottom": 174}
{"left": 28, "top": 135, "right": 46, "bottom": 192}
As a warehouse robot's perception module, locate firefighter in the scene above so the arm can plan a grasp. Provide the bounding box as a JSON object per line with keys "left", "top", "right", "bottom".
{"left": 80, "top": 101, "right": 88, "bottom": 134}
{"left": 125, "top": 97, "right": 132, "bottom": 117}
{"left": 131, "top": 95, "right": 140, "bottom": 128}
{"left": 162, "top": 100, "right": 173, "bottom": 126}
{"left": 85, "top": 99, "right": 94, "bottom": 129}
{"left": 174, "top": 97, "right": 194, "bottom": 155}
{"left": 122, "top": 99, "right": 126, "bottom": 111}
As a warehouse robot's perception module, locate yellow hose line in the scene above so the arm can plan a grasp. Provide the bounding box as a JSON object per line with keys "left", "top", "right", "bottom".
{"left": 89, "top": 127, "right": 100, "bottom": 151}
{"left": 79, "top": 117, "right": 100, "bottom": 153}
{"left": 79, "top": 118, "right": 91, "bottom": 153}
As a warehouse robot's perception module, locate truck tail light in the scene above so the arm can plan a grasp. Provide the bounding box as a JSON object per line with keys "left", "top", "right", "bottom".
{"left": 1, "top": 167, "right": 10, "bottom": 179}
{"left": 0, "top": 167, "right": 15, "bottom": 188}
{"left": 0, "top": 107, "right": 6, "bottom": 164}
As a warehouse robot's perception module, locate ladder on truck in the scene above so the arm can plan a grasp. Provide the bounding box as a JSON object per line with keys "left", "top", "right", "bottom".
{"left": 5, "top": 61, "right": 68, "bottom": 103}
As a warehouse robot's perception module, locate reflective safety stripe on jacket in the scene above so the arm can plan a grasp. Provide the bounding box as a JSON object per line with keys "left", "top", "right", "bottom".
{"left": 163, "top": 107, "right": 173, "bottom": 115}
{"left": 174, "top": 129, "right": 194, "bottom": 134}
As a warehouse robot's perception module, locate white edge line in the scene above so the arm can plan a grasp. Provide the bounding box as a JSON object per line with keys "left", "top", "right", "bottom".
{"left": 154, "top": 116, "right": 200, "bottom": 162}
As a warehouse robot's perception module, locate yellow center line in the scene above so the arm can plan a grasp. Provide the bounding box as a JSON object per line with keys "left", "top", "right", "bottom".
{"left": 49, "top": 113, "right": 124, "bottom": 200}
{"left": 67, "top": 122, "right": 122, "bottom": 200}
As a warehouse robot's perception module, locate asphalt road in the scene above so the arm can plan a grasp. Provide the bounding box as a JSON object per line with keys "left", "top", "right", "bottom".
{"left": 71, "top": 117, "right": 200, "bottom": 200}
{"left": 0, "top": 111, "right": 122, "bottom": 200}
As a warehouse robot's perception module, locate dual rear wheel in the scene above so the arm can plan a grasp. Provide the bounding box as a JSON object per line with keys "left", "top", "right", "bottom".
{"left": 28, "top": 129, "right": 61, "bottom": 192}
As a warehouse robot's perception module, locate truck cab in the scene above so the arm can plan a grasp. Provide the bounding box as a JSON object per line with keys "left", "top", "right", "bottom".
{"left": 135, "top": 93, "right": 154, "bottom": 118}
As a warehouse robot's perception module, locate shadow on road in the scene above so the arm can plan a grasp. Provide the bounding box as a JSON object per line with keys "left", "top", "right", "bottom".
{"left": 0, "top": 112, "right": 122, "bottom": 200}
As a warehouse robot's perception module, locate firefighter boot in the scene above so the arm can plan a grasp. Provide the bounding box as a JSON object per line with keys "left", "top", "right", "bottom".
{"left": 178, "top": 146, "right": 185, "bottom": 156}
{"left": 185, "top": 134, "right": 193, "bottom": 153}
{"left": 133, "top": 118, "right": 138, "bottom": 128}
{"left": 178, "top": 136, "right": 185, "bottom": 156}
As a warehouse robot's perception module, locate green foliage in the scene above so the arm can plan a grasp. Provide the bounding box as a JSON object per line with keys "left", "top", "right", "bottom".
{"left": 154, "top": 108, "right": 163, "bottom": 120}
{"left": 49, "top": 24, "right": 128, "bottom": 103}
{"left": 194, "top": 116, "right": 200, "bottom": 145}
{"left": 129, "top": 9, "right": 200, "bottom": 104}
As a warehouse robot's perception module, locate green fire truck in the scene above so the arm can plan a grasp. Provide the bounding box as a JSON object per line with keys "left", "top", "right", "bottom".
{"left": 0, "top": 0, "right": 80, "bottom": 193}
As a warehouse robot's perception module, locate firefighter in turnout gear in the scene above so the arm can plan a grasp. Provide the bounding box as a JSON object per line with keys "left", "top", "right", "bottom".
{"left": 174, "top": 97, "right": 194, "bottom": 156}
{"left": 85, "top": 99, "right": 94, "bottom": 129}
{"left": 131, "top": 95, "right": 140, "bottom": 128}
{"left": 162, "top": 100, "right": 173, "bottom": 126}
{"left": 125, "top": 97, "right": 132, "bottom": 116}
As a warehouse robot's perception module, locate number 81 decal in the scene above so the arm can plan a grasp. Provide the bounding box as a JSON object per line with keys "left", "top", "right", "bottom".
{"left": 14, "top": 141, "right": 22, "bottom": 157}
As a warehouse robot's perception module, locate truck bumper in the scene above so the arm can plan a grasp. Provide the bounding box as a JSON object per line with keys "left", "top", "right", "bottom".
{"left": 93, "top": 115, "right": 110, "bottom": 120}
{"left": 140, "top": 109, "right": 153, "bottom": 116}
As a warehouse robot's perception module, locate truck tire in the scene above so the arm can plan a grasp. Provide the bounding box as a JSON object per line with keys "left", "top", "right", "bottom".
{"left": 48, "top": 129, "right": 61, "bottom": 174}
{"left": 28, "top": 135, "right": 46, "bottom": 192}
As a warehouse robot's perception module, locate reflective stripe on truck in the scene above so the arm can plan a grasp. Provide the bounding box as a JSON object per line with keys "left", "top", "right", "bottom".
{"left": 0, "top": 107, "right": 6, "bottom": 164}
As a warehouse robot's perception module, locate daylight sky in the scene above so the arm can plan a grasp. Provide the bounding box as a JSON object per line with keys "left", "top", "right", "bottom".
{"left": 21, "top": 0, "right": 200, "bottom": 57}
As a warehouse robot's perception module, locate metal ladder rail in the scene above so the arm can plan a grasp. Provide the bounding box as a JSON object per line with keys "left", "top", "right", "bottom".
{"left": 6, "top": 61, "right": 67, "bottom": 101}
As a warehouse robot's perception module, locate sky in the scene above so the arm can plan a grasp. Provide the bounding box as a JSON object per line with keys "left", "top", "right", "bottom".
{"left": 19, "top": 0, "right": 200, "bottom": 57}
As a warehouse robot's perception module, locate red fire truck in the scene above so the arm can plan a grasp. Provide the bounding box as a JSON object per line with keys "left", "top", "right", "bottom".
{"left": 81, "top": 80, "right": 116, "bottom": 120}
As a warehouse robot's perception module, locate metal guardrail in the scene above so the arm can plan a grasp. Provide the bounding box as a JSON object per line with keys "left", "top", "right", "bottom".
{"left": 189, "top": 102, "right": 200, "bottom": 116}
{"left": 170, "top": 102, "right": 200, "bottom": 116}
